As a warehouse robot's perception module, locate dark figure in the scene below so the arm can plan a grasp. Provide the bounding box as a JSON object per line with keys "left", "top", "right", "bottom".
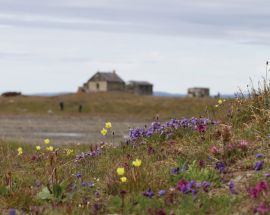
{"left": 59, "top": 101, "right": 64, "bottom": 111}
{"left": 78, "top": 104, "right": 83, "bottom": 113}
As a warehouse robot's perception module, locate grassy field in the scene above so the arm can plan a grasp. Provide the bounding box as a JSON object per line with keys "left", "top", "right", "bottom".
{"left": 2, "top": 90, "right": 270, "bottom": 214}
{"left": 0, "top": 93, "right": 218, "bottom": 120}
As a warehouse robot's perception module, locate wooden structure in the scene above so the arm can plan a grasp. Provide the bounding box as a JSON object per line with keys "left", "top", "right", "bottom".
{"left": 127, "top": 81, "right": 153, "bottom": 95}
{"left": 187, "top": 87, "right": 210, "bottom": 97}
{"left": 78, "top": 71, "right": 125, "bottom": 93}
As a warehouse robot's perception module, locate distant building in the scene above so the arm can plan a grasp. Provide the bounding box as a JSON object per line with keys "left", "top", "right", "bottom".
{"left": 187, "top": 87, "right": 210, "bottom": 97}
{"left": 78, "top": 71, "right": 125, "bottom": 93}
{"left": 127, "top": 81, "right": 153, "bottom": 95}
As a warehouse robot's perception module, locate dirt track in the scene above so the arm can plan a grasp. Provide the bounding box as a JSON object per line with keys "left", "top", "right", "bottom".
{"left": 0, "top": 114, "right": 147, "bottom": 145}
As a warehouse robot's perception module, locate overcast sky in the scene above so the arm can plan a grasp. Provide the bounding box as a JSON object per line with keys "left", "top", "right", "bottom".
{"left": 0, "top": 0, "right": 269, "bottom": 95}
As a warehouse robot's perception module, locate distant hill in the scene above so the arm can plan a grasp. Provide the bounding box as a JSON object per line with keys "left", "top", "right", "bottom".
{"left": 154, "top": 91, "right": 185, "bottom": 97}
{"left": 27, "top": 92, "right": 72, "bottom": 97}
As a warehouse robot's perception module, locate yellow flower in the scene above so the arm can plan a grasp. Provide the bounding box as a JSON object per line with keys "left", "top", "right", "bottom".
{"left": 132, "top": 159, "right": 142, "bottom": 167}
{"left": 116, "top": 167, "right": 125, "bottom": 176}
{"left": 66, "top": 149, "right": 74, "bottom": 156}
{"left": 44, "top": 138, "right": 50, "bottom": 144}
{"left": 120, "top": 177, "right": 127, "bottom": 183}
{"left": 36, "top": 146, "right": 41, "bottom": 151}
{"left": 105, "top": 122, "right": 112, "bottom": 129}
{"left": 101, "top": 128, "right": 108, "bottom": 136}
{"left": 215, "top": 104, "right": 219, "bottom": 108}
{"left": 217, "top": 99, "right": 223, "bottom": 105}
{"left": 46, "top": 146, "right": 54, "bottom": 151}
{"left": 17, "top": 147, "right": 23, "bottom": 155}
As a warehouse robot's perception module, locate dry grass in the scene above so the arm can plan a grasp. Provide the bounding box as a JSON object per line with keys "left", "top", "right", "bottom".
{"left": 0, "top": 93, "right": 217, "bottom": 120}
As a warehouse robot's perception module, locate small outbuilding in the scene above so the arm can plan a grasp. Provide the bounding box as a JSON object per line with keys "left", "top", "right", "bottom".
{"left": 127, "top": 81, "right": 153, "bottom": 95}
{"left": 78, "top": 71, "right": 125, "bottom": 93}
{"left": 187, "top": 87, "right": 210, "bottom": 97}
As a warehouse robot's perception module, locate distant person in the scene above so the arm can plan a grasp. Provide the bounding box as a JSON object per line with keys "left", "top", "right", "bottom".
{"left": 59, "top": 101, "right": 64, "bottom": 111}
{"left": 78, "top": 104, "right": 83, "bottom": 113}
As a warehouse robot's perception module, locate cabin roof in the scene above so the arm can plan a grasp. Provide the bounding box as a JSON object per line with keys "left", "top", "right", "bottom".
{"left": 128, "top": 80, "right": 153, "bottom": 86}
{"left": 89, "top": 71, "right": 125, "bottom": 83}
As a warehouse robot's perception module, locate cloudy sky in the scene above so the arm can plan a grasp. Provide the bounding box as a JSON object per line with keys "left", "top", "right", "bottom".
{"left": 0, "top": 0, "right": 269, "bottom": 95}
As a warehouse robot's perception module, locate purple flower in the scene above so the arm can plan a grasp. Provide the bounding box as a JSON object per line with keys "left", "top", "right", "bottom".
{"left": 75, "top": 172, "right": 82, "bottom": 178}
{"left": 215, "top": 161, "right": 225, "bottom": 173}
{"left": 256, "top": 154, "right": 264, "bottom": 159}
{"left": 177, "top": 179, "right": 188, "bottom": 193}
{"left": 201, "top": 181, "right": 211, "bottom": 192}
{"left": 265, "top": 173, "right": 270, "bottom": 178}
{"left": 143, "top": 189, "right": 155, "bottom": 198}
{"left": 255, "top": 161, "right": 263, "bottom": 171}
{"left": 170, "top": 167, "right": 180, "bottom": 175}
{"left": 229, "top": 180, "right": 238, "bottom": 195}
{"left": 81, "top": 182, "right": 87, "bottom": 187}
{"left": 158, "top": 190, "right": 166, "bottom": 197}
{"left": 9, "top": 210, "right": 16, "bottom": 215}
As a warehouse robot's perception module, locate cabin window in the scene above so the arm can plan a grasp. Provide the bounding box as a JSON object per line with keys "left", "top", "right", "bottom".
{"left": 96, "top": 83, "right": 100, "bottom": 90}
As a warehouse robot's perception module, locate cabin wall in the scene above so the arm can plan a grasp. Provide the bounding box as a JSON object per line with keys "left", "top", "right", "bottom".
{"left": 88, "top": 81, "right": 107, "bottom": 92}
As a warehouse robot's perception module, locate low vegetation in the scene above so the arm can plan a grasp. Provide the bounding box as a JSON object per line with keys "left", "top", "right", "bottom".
{"left": 2, "top": 84, "right": 270, "bottom": 214}
{"left": 0, "top": 93, "right": 217, "bottom": 121}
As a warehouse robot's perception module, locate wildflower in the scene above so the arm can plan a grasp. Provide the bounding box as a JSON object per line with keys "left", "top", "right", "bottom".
{"left": 100, "top": 128, "right": 108, "bottom": 136}
{"left": 210, "top": 145, "right": 219, "bottom": 154}
{"left": 46, "top": 146, "right": 54, "bottom": 152}
{"left": 132, "top": 159, "right": 142, "bottom": 167}
{"left": 120, "top": 177, "right": 127, "bottom": 183}
{"left": 9, "top": 210, "right": 17, "bottom": 215}
{"left": 256, "top": 181, "right": 268, "bottom": 192}
{"left": 44, "top": 138, "right": 50, "bottom": 144}
{"left": 198, "top": 160, "right": 205, "bottom": 168}
{"left": 66, "top": 149, "right": 74, "bottom": 156}
{"left": 229, "top": 180, "right": 238, "bottom": 195}
{"left": 105, "top": 122, "right": 112, "bottom": 129}
{"left": 31, "top": 155, "right": 37, "bottom": 161}
{"left": 36, "top": 146, "right": 41, "bottom": 151}
{"left": 256, "top": 153, "right": 264, "bottom": 159}
{"left": 255, "top": 161, "right": 263, "bottom": 171}
{"left": 239, "top": 140, "right": 249, "bottom": 149}
{"left": 143, "top": 188, "right": 154, "bottom": 198}
{"left": 265, "top": 173, "right": 270, "bottom": 178}
{"left": 215, "top": 161, "right": 225, "bottom": 173}
{"left": 177, "top": 179, "right": 188, "bottom": 193}
{"left": 201, "top": 181, "right": 211, "bottom": 192}
{"left": 75, "top": 172, "right": 81, "bottom": 178}
{"left": 170, "top": 167, "right": 180, "bottom": 175}
{"left": 256, "top": 204, "right": 270, "bottom": 214}
{"left": 17, "top": 147, "right": 23, "bottom": 155}
{"left": 116, "top": 167, "right": 125, "bottom": 176}
{"left": 218, "top": 99, "right": 223, "bottom": 105}
{"left": 158, "top": 189, "right": 166, "bottom": 197}
{"left": 215, "top": 104, "right": 219, "bottom": 108}
{"left": 248, "top": 181, "right": 268, "bottom": 198}
{"left": 197, "top": 124, "right": 207, "bottom": 133}
{"left": 81, "top": 182, "right": 88, "bottom": 187}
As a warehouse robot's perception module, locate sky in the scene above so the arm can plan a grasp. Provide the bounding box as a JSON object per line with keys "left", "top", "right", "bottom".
{"left": 0, "top": 0, "right": 270, "bottom": 95}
